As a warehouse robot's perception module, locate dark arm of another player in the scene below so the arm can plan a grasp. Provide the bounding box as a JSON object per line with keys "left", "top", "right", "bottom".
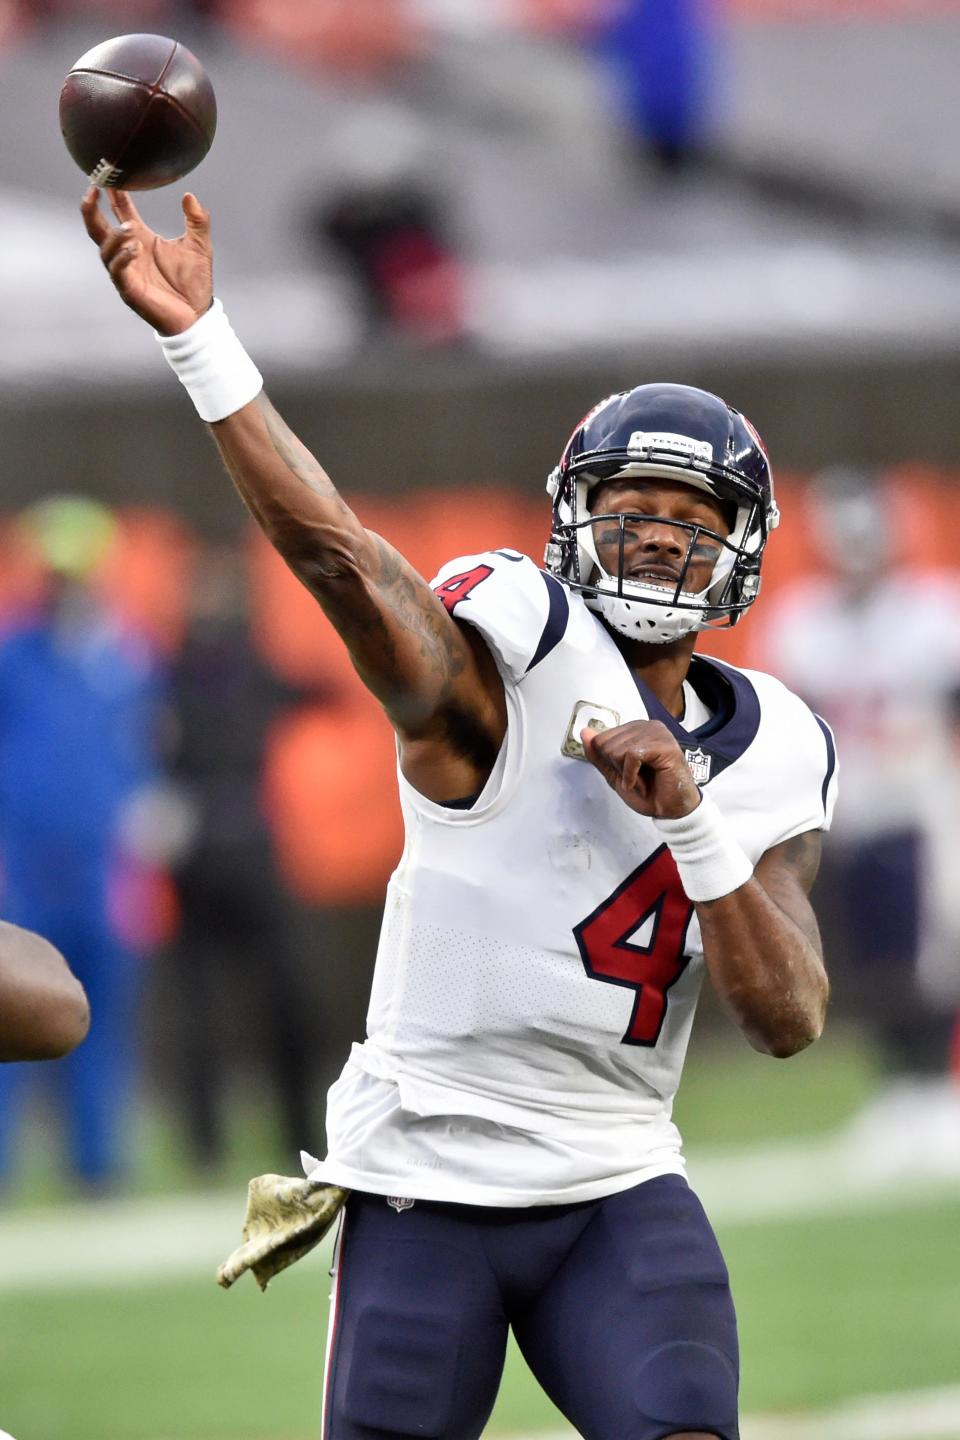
{"left": 695, "top": 829, "right": 829, "bottom": 1059}
{"left": 0, "top": 922, "right": 91, "bottom": 1061}
{"left": 80, "top": 188, "right": 506, "bottom": 805}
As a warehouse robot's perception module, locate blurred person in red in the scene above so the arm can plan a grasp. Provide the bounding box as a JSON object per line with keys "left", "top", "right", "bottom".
{"left": 0, "top": 0, "right": 218, "bottom": 41}
{"left": 227, "top": 0, "right": 467, "bottom": 348}
{"left": 158, "top": 538, "right": 321, "bottom": 1172}
{"left": 757, "top": 469, "right": 960, "bottom": 1153}
{"left": 0, "top": 497, "right": 163, "bottom": 1189}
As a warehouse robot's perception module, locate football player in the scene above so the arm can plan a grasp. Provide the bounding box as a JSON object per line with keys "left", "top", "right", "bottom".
{"left": 82, "top": 187, "right": 836, "bottom": 1440}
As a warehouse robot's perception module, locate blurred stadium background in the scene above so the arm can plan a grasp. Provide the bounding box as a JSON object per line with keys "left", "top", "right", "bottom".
{"left": 1, "top": 1, "right": 960, "bottom": 1437}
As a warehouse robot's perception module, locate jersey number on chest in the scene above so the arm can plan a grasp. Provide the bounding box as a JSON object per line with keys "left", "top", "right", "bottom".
{"left": 573, "top": 847, "right": 695, "bottom": 1046}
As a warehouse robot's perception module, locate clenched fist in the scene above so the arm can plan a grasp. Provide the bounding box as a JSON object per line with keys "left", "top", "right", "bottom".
{"left": 581, "top": 719, "right": 702, "bottom": 820}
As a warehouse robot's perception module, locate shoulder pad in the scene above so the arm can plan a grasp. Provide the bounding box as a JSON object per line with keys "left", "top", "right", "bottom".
{"left": 432, "top": 550, "right": 570, "bottom": 682}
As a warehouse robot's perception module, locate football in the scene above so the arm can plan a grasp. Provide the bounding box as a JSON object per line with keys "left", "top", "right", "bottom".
{"left": 59, "top": 33, "right": 217, "bottom": 191}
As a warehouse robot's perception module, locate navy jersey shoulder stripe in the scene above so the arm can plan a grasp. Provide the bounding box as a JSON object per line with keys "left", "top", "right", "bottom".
{"left": 815, "top": 714, "right": 837, "bottom": 819}
{"left": 526, "top": 572, "right": 570, "bottom": 673}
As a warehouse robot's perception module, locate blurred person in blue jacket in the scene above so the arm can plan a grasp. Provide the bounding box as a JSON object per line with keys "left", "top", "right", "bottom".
{"left": 0, "top": 496, "right": 161, "bottom": 1188}
{"left": 596, "top": 0, "right": 719, "bottom": 172}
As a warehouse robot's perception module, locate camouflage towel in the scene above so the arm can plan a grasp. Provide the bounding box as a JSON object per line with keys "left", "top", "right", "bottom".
{"left": 217, "top": 1174, "right": 350, "bottom": 1292}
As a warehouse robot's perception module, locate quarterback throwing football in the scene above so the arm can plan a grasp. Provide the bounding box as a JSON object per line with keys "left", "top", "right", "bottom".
{"left": 83, "top": 187, "right": 836, "bottom": 1440}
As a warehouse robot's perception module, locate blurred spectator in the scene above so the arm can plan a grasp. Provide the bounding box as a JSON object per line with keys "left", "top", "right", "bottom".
{"left": 917, "top": 683, "right": 960, "bottom": 1053}
{"left": 3, "top": 1, "right": 215, "bottom": 35}
{"left": 595, "top": 0, "right": 720, "bottom": 171}
{"left": 159, "top": 540, "right": 321, "bottom": 1172}
{"left": 0, "top": 496, "right": 162, "bottom": 1189}
{"left": 227, "top": 0, "right": 425, "bottom": 77}
{"left": 757, "top": 469, "right": 960, "bottom": 1085}
{"left": 311, "top": 178, "right": 466, "bottom": 347}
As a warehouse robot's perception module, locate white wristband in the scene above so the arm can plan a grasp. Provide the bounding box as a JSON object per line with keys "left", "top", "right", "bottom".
{"left": 652, "top": 791, "right": 753, "bottom": 902}
{"left": 155, "top": 298, "right": 263, "bottom": 423}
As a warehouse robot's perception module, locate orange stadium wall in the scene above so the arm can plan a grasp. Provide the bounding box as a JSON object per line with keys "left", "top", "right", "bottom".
{"left": 1, "top": 465, "right": 957, "bottom": 913}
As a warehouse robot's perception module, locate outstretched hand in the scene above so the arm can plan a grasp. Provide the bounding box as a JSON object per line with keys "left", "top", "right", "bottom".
{"left": 580, "top": 719, "right": 702, "bottom": 820}
{"left": 80, "top": 186, "right": 213, "bottom": 336}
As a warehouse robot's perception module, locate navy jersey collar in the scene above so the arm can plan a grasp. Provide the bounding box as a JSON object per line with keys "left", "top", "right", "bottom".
{"left": 605, "top": 632, "right": 762, "bottom": 779}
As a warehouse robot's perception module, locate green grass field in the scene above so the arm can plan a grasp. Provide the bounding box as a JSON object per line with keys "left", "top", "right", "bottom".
{"left": 2, "top": 1026, "right": 958, "bottom": 1440}
{"left": 2, "top": 1192, "right": 958, "bottom": 1440}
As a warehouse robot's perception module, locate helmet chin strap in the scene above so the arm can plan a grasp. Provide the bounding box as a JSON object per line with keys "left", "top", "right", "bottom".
{"left": 586, "top": 581, "right": 708, "bottom": 643}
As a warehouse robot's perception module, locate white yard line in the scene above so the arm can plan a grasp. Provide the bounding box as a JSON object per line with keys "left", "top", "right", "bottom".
{"left": 742, "top": 1382, "right": 960, "bottom": 1438}
{"left": 0, "top": 1189, "right": 251, "bottom": 1292}
{"left": 505, "top": 1383, "right": 960, "bottom": 1439}
{"left": 0, "top": 1129, "right": 957, "bottom": 1292}
{"left": 689, "top": 1127, "right": 960, "bottom": 1224}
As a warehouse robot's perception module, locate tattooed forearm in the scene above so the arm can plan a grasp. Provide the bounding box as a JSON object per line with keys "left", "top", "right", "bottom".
{"left": 207, "top": 399, "right": 503, "bottom": 757}
{"left": 260, "top": 396, "right": 347, "bottom": 508}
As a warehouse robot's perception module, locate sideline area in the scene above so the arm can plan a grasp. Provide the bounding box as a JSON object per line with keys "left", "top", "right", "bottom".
{"left": 2, "top": 1122, "right": 958, "bottom": 1292}
{"left": 509, "top": 1383, "right": 960, "bottom": 1440}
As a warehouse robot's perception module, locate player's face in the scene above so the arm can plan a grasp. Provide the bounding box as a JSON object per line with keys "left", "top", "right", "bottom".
{"left": 590, "top": 479, "right": 731, "bottom": 592}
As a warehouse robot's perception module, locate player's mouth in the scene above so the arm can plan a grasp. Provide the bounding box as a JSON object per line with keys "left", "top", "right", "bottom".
{"left": 625, "top": 565, "right": 685, "bottom": 585}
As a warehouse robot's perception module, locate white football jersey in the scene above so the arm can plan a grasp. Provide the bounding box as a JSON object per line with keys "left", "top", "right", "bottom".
{"left": 307, "top": 550, "right": 838, "bottom": 1206}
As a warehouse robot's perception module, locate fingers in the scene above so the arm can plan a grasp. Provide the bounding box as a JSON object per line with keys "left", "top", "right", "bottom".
{"left": 182, "top": 192, "right": 210, "bottom": 236}
{"left": 80, "top": 186, "right": 111, "bottom": 244}
{"left": 106, "top": 237, "right": 140, "bottom": 285}
{"left": 95, "top": 218, "right": 133, "bottom": 271}
{"left": 581, "top": 722, "right": 669, "bottom": 791}
{"left": 581, "top": 726, "right": 621, "bottom": 785}
{"left": 108, "top": 188, "right": 144, "bottom": 228}
{"left": 580, "top": 719, "right": 703, "bottom": 818}
{"left": 580, "top": 725, "right": 601, "bottom": 762}
{"left": 621, "top": 748, "right": 645, "bottom": 792}
{"left": 80, "top": 187, "right": 143, "bottom": 263}
{"left": 81, "top": 185, "right": 137, "bottom": 279}
{"left": 585, "top": 730, "right": 647, "bottom": 794}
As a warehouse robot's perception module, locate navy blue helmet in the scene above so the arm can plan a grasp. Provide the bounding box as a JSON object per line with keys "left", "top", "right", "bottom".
{"left": 544, "top": 383, "right": 779, "bottom": 642}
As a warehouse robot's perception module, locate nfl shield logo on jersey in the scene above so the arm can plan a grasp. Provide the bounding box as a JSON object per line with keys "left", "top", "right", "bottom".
{"left": 684, "top": 746, "right": 712, "bottom": 784}
{"left": 387, "top": 1196, "right": 415, "bottom": 1212}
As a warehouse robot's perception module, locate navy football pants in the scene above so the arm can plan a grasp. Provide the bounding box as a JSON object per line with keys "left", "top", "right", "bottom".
{"left": 323, "top": 1174, "right": 739, "bottom": 1440}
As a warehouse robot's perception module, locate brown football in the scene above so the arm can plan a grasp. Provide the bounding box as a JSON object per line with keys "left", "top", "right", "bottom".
{"left": 59, "top": 33, "right": 217, "bottom": 191}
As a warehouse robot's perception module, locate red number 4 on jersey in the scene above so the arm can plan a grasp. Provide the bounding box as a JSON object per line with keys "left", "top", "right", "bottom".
{"left": 434, "top": 565, "right": 494, "bottom": 615}
{"left": 575, "top": 846, "right": 694, "bottom": 1046}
